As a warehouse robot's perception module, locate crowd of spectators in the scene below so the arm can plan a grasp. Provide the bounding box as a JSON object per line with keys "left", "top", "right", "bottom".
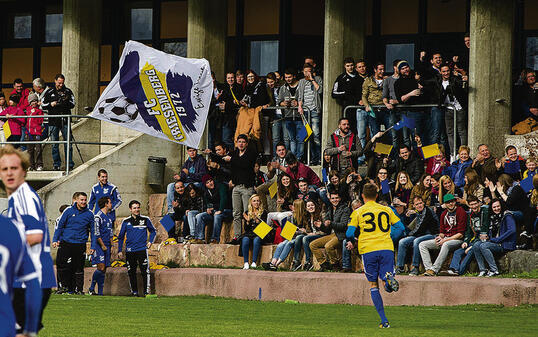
{"left": 0, "top": 75, "right": 75, "bottom": 171}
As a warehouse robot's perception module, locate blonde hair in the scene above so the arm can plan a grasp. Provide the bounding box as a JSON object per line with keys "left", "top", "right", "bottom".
{"left": 247, "top": 194, "right": 264, "bottom": 220}
{"left": 0, "top": 144, "right": 30, "bottom": 172}
{"left": 395, "top": 171, "right": 413, "bottom": 190}
{"left": 438, "top": 175, "right": 455, "bottom": 203}
{"left": 458, "top": 145, "right": 470, "bottom": 155}
{"left": 292, "top": 199, "right": 307, "bottom": 228}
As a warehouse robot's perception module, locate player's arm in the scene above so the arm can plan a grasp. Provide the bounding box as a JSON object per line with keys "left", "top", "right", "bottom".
{"left": 388, "top": 208, "right": 405, "bottom": 232}
{"left": 17, "top": 244, "right": 42, "bottom": 336}
{"left": 147, "top": 218, "right": 157, "bottom": 248}
{"left": 111, "top": 186, "right": 122, "bottom": 210}
{"left": 91, "top": 216, "right": 101, "bottom": 251}
{"left": 88, "top": 188, "right": 96, "bottom": 213}
{"left": 346, "top": 211, "right": 359, "bottom": 241}
{"left": 117, "top": 220, "right": 127, "bottom": 253}
{"left": 52, "top": 209, "right": 69, "bottom": 245}
{"left": 21, "top": 212, "right": 44, "bottom": 247}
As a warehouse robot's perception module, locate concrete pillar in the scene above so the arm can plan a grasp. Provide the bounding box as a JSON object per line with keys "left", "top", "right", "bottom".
{"left": 187, "top": 0, "right": 227, "bottom": 152}
{"left": 61, "top": 0, "right": 102, "bottom": 159}
{"left": 322, "top": 0, "right": 365, "bottom": 154}
{"left": 468, "top": 0, "right": 514, "bottom": 156}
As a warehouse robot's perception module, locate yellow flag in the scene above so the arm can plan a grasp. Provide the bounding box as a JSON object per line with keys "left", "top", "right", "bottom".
{"left": 374, "top": 143, "right": 393, "bottom": 155}
{"left": 253, "top": 221, "right": 272, "bottom": 239}
{"left": 422, "top": 144, "right": 441, "bottom": 159}
{"left": 3, "top": 122, "right": 11, "bottom": 140}
{"left": 268, "top": 180, "right": 278, "bottom": 198}
{"left": 280, "top": 221, "right": 298, "bottom": 241}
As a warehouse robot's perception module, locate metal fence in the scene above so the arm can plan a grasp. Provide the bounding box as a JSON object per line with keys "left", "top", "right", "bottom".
{"left": 0, "top": 114, "right": 121, "bottom": 175}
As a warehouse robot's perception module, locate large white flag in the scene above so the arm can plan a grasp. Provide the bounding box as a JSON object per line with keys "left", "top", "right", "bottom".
{"left": 91, "top": 40, "right": 212, "bottom": 148}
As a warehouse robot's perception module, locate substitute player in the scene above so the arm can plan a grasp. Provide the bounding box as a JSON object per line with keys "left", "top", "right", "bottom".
{"left": 117, "top": 200, "right": 156, "bottom": 296}
{"left": 0, "top": 214, "right": 42, "bottom": 337}
{"left": 88, "top": 196, "right": 114, "bottom": 295}
{"left": 0, "top": 144, "right": 56, "bottom": 333}
{"left": 346, "top": 183, "right": 403, "bottom": 328}
{"left": 89, "top": 169, "right": 122, "bottom": 222}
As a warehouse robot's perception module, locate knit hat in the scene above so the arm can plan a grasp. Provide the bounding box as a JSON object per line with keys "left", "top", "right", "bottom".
{"left": 397, "top": 60, "right": 410, "bottom": 72}
{"left": 28, "top": 93, "right": 38, "bottom": 104}
{"left": 202, "top": 174, "right": 213, "bottom": 185}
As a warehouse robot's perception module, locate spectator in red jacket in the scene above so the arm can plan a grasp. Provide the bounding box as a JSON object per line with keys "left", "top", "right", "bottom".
{"left": 418, "top": 193, "right": 467, "bottom": 276}
{"left": 0, "top": 95, "right": 26, "bottom": 147}
{"left": 27, "top": 93, "right": 44, "bottom": 170}
{"left": 11, "top": 78, "right": 30, "bottom": 150}
{"left": 285, "top": 152, "right": 322, "bottom": 189}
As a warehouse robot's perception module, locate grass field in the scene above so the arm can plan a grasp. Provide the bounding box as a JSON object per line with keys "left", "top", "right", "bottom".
{"left": 40, "top": 295, "right": 537, "bottom": 336}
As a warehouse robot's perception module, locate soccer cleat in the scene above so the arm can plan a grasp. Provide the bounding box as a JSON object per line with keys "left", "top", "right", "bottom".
{"left": 379, "top": 322, "right": 390, "bottom": 328}
{"left": 87, "top": 289, "right": 98, "bottom": 296}
{"left": 385, "top": 272, "right": 399, "bottom": 292}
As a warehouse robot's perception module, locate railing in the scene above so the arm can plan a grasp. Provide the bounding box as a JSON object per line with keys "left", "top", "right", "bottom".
{"left": 0, "top": 114, "right": 122, "bottom": 175}
{"left": 343, "top": 103, "right": 458, "bottom": 159}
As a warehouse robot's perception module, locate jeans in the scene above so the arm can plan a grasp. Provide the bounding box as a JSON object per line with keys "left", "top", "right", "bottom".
{"left": 261, "top": 115, "right": 272, "bottom": 155}
{"left": 222, "top": 118, "right": 235, "bottom": 151}
{"left": 285, "top": 120, "right": 304, "bottom": 161}
{"left": 194, "top": 210, "right": 233, "bottom": 241}
{"left": 449, "top": 241, "right": 479, "bottom": 275}
{"left": 305, "top": 109, "right": 321, "bottom": 163}
{"left": 19, "top": 127, "right": 27, "bottom": 151}
{"left": 186, "top": 210, "right": 200, "bottom": 237}
{"left": 356, "top": 108, "right": 379, "bottom": 163}
{"left": 429, "top": 107, "right": 448, "bottom": 150}
{"left": 292, "top": 234, "right": 307, "bottom": 262}
{"left": 419, "top": 238, "right": 462, "bottom": 273}
{"left": 232, "top": 185, "right": 255, "bottom": 237}
{"left": 271, "top": 118, "right": 285, "bottom": 154}
{"left": 273, "top": 240, "right": 292, "bottom": 261}
{"left": 241, "top": 236, "right": 261, "bottom": 264}
{"left": 302, "top": 234, "right": 321, "bottom": 262}
{"left": 342, "top": 238, "right": 354, "bottom": 269}
{"left": 28, "top": 134, "right": 43, "bottom": 168}
{"left": 396, "top": 234, "right": 435, "bottom": 268}
{"left": 406, "top": 110, "right": 427, "bottom": 149}
{"left": 49, "top": 124, "right": 74, "bottom": 169}
{"left": 444, "top": 107, "right": 467, "bottom": 155}
{"left": 473, "top": 241, "right": 505, "bottom": 273}
{"left": 383, "top": 109, "right": 409, "bottom": 151}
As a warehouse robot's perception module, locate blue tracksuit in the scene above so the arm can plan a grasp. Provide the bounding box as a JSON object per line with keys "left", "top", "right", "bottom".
{"left": 117, "top": 215, "right": 156, "bottom": 253}
{"left": 89, "top": 182, "right": 122, "bottom": 221}
{"left": 52, "top": 203, "right": 94, "bottom": 244}
{"left": 91, "top": 210, "right": 114, "bottom": 250}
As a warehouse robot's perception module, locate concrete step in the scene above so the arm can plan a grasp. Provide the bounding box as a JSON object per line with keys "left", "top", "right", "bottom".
{"left": 82, "top": 267, "right": 538, "bottom": 306}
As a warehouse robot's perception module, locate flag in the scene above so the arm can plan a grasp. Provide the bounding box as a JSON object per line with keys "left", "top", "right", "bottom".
{"left": 91, "top": 40, "right": 213, "bottom": 148}
{"left": 2, "top": 121, "right": 11, "bottom": 139}
{"left": 504, "top": 161, "right": 521, "bottom": 174}
{"left": 374, "top": 143, "right": 393, "bottom": 155}
{"left": 297, "top": 114, "right": 313, "bottom": 142}
{"left": 268, "top": 180, "right": 278, "bottom": 198}
{"left": 280, "top": 221, "right": 298, "bottom": 241}
{"left": 381, "top": 179, "right": 390, "bottom": 195}
{"left": 519, "top": 175, "right": 534, "bottom": 193}
{"left": 159, "top": 214, "right": 176, "bottom": 232}
{"left": 322, "top": 168, "right": 328, "bottom": 184}
{"left": 393, "top": 116, "right": 416, "bottom": 131}
{"left": 253, "top": 221, "right": 272, "bottom": 239}
{"left": 421, "top": 144, "right": 441, "bottom": 159}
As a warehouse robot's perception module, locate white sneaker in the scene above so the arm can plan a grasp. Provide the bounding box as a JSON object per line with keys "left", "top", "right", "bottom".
{"left": 243, "top": 262, "right": 249, "bottom": 270}
{"left": 486, "top": 270, "right": 499, "bottom": 277}
{"left": 478, "top": 271, "right": 487, "bottom": 277}
{"left": 250, "top": 262, "right": 257, "bottom": 269}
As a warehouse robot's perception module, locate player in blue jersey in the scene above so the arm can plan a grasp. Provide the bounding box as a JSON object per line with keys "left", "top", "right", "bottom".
{"left": 88, "top": 169, "right": 122, "bottom": 221}
{"left": 0, "top": 144, "right": 55, "bottom": 334}
{"left": 346, "top": 183, "right": 403, "bottom": 328}
{"left": 0, "top": 214, "right": 42, "bottom": 337}
{"left": 117, "top": 200, "right": 156, "bottom": 296}
{"left": 88, "top": 197, "right": 114, "bottom": 295}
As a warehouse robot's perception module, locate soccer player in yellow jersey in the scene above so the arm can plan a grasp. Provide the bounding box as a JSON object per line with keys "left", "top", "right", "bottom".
{"left": 346, "top": 183, "right": 404, "bottom": 328}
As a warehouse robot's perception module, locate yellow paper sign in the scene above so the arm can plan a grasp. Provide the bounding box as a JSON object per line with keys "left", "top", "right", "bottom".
{"left": 268, "top": 180, "right": 278, "bottom": 198}
{"left": 253, "top": 221, "right": 272, "bottom": 239}
{"left": 422, "top": 144, "right": 441, "bottom": 159}
{"left": 374, "top": 143, "right": 393, "bottom": 155}
{"left": 3, "top": 121, "right": 11, "bottom": 139}
{"left": 280, "top": 221, "right": 298, "bottom": 241}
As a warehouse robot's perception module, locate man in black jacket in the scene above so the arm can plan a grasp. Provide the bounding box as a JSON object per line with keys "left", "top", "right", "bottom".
{"left": 217, "top": 72, "right": 244, "bottom": 150}
{"left": 332, "top": 57, "right": 362, "bottom": 117}
{"left": 42, "top": 74, "right": 75, "bottom": 170}
{"left": 384, "top": 145, "right": 424, "bottom": 185}
{"left": 439, "top": 64, "right": 468, "bottom": 154}
{"left": 194, "top": 175, "right": 232, "bottom": 243}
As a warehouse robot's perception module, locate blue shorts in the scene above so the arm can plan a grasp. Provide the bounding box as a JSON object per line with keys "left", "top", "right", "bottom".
{"left": 362, "top": 250, "right": 395, "bottom": 282}
{"left": 92, "top": 243, "right": 111, "bottom": 267}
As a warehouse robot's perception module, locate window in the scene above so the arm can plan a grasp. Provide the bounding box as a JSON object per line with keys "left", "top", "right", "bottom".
{"left": 250, "top": 41, "right": 279, "bottom": 76}
{"left": 13, "top": 15, "right": 32, "bottom": 39}
{"left": 163, "top": 42, "right": 187, "bottom": 58}
{"left": 526, "top": 37, "right": 538, "bottom": 70}
{"left": 45, "top": 14, "right": 63, "bottom": 43}
{"left": 131, "top": 8, "right": 152, "bottom": 40}
{"left": 385, "top": 43, "right": 415, "bottom": 71}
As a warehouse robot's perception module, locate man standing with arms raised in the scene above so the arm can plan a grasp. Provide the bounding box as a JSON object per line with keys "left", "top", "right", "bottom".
{"left": 0, "top": 144, "right": 55, "bottom": 334}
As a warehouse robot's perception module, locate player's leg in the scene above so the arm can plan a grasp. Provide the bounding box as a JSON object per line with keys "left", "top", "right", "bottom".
{"left": 39, "top": 288, "right": 52, "bottom": 331}
{"left": 126, "top": 251, "right": 140, "bottom": 296}
{"left": 378, "top": 250, "right": 399, "bottom": 293}
{"left": 138, "top": 250, "right": 150, "bottom": 295}
{"left": 13, "top": 288, "right": 26, "bottom": 334}
{"left": 362, "top": 252, "right": 389, "bottom": 327}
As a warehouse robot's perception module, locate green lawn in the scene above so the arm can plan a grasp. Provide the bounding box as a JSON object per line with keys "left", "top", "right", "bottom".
{"left": 41, "top": 295, "right": 537, "bottom": 337}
